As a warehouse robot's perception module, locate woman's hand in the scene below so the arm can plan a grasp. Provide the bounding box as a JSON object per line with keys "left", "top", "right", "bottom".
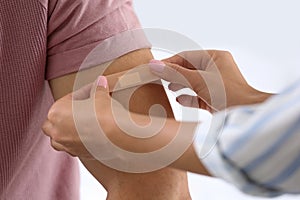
{"left": 41, "top": 75, "right": 210, "bottom": 174}
{"left": 150, "top": 50, "right": 272, "bottom": 111}
{"left": 42, "top": 76, "right": 115, "bottom": 159}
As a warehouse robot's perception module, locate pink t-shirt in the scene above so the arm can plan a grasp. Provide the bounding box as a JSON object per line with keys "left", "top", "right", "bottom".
{"left": 0, "top": 0, "right": 150, "bottom": 199}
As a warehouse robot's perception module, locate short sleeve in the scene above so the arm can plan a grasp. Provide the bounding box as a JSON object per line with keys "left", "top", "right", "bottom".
{"left": 46, "top": 0, "right": 151, "bottom": 80}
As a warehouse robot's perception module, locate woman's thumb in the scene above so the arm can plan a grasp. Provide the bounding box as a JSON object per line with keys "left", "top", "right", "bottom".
{"left": 97, "top": 76, "right": 108, "bottom": 90}
{"left": 91, "top": 76, "right": 109, "bottom": 98}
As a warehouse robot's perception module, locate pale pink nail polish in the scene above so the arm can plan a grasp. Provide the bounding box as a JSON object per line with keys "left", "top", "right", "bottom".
{"left": 97, "top": 76, "right": 107, "bottom": 88}
{"left": 149, "top": 59, "right": 165, "bottom": 65}
{"left": 149, "top": 59, "right": 165, "bottom": 72}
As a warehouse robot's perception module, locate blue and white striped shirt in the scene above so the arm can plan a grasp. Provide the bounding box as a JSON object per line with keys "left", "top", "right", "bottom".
{"left": 194, "top": 79, "right": 300, "bottom": 197}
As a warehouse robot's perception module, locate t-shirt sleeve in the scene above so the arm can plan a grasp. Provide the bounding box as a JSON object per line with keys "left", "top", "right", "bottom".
{"left": 46, "top": 0, "right": 151, "bottom": 80}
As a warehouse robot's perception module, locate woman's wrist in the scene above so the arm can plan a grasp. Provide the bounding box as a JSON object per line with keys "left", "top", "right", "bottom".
{"left": 248, "top": 87, "right": 273, "bottom": 103}
{"left": 228, "top": 85, "right": 273, "bottom": 108}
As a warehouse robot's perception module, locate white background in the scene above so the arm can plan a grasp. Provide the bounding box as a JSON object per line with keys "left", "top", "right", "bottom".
{"left": 80, "top": 0, "right": 300, "bottom": 199}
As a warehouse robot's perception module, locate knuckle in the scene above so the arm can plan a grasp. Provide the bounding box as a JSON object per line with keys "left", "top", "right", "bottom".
{"left": 41, "top": 121, "right": 47, "bottom": 130}
{"left": 221, "top": 50, "right": 232, "bottom": 58}
{"left": 214, "top": 50, "right": 232, "bottom": 59}
{"left": 47, "top": 106, "right": 58, "bottom": 121}
{"left": 179, "top": 51, "right": 189, "bottom": 57}
{"left": 48, "top": 108, "right": 65, "bottom": 126}
{"left": 172, "top": 63, "right": 181, "bottom": 72}
{"left": 41, "top": 121, "right": 50, "bottom": 134}
{"left": 47, "top": 101, "right": 66, "bottom": 122}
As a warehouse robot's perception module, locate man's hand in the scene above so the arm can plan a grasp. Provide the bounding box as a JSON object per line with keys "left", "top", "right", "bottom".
{"left": 150, "top": 50, "right": 272, "bottom": 111}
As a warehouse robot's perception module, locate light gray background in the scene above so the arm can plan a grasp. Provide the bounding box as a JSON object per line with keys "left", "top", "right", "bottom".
{"left": 80, "top": 0, "right": 300, "bottom": 199}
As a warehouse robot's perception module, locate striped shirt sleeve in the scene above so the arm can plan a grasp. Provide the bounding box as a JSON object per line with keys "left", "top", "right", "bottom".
{"left": 194, "top": 79, "right": 300, "bottom": 197}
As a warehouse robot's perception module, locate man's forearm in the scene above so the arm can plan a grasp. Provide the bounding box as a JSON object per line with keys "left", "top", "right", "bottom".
{"left": 101, "top": 108, "right": 210, "bottom": 175}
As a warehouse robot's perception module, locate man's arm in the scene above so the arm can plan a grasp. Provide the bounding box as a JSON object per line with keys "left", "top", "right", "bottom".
{"left": 48, "top": 48, "right": 202, "bottom": 199}
{"left": 49, "top": 49, "right": 152, "bottom": 100}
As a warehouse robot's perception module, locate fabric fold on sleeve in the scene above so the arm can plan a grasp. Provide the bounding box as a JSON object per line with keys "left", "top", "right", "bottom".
{"left": 46, "top": 0, "right": 151, "bottom": 80}
{"left": 46, "top": 29, "right": 151, "bottom": 80}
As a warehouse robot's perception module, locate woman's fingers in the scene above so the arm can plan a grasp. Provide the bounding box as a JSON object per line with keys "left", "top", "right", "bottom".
{"left": 50, "top": 139, "right": 66, "bottom": 152}
{"left": 42, "top": 120, "right": 53, "bottom": 137}
{"left": 93, "top": 76, "right": 110, "bottom": 98}
{"left": 162, "top": 50, "right": 214, "bottom": 70}
{"left": 162, "top": 54, "right": 189, "bottom": 68}
{"left": 168, "top": 83, "right": 186, "bottom": 92}
{"left": 176, "top": 95, "right": 199, "bottom": 108}
{"left": 150, "top": 61, "right": 206, "bottom": 96}
{"left": 96, "top": 76, "right": 109, "bottom": 91}
{"left": 41, "top": 76, "right": 112, "bottom": 159}
{"left": 176, "top": 95, "right": 213, "bottom": 112}
{"left": 72, "top": 83, "right": 93, "bottom": 100}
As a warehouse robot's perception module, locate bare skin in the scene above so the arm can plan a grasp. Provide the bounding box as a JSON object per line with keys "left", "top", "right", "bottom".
{"left": 44, "top": 50, "right": 271, "bottom": 199}
{"left": 156, "top": 50, "right": 272, "bottom": 110}
{"left": 48, "top": 49, "right": 193, "bottom": 200}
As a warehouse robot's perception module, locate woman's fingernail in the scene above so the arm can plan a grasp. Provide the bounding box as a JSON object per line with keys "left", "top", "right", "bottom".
{"left": 149, "top": 59, "right": 165, "bottom": 72}
{"left": 149, "top": 59, "right": 165, "bottom": 65}
{"left": 97, "top": 76, "right": 107, "bottom": 88}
